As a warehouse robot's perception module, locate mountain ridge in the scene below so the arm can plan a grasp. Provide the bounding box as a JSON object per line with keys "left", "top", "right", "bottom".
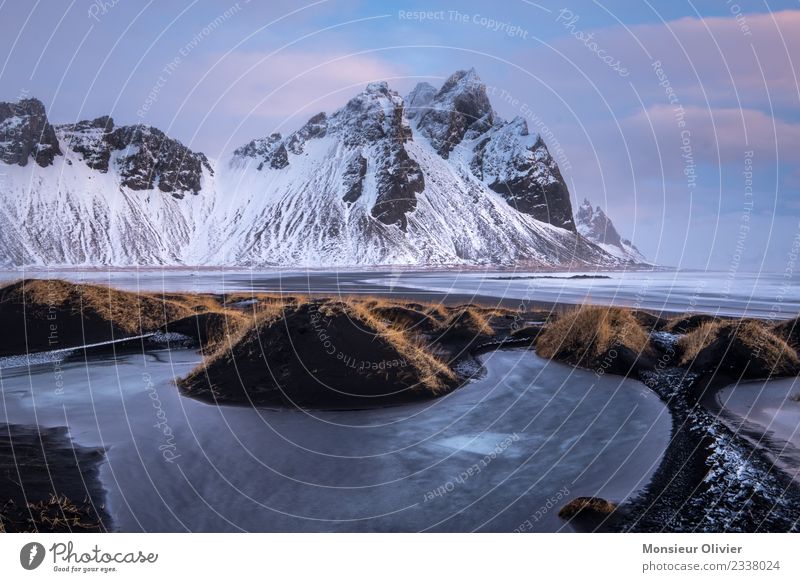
{"left": 0, "top": 69, "right": 646, "bottom": 268}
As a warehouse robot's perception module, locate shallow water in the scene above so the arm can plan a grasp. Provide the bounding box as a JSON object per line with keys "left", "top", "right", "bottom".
{"left": 0, "top": 347, "right": 670, "bottom": 532}
{"left": 717, "top": 377, "right": 800, "bottom": 482}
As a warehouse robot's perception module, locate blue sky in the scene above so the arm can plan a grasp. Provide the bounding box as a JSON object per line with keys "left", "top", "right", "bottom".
{"left": 1, "top": 0, "right": 798, "bottom": 271}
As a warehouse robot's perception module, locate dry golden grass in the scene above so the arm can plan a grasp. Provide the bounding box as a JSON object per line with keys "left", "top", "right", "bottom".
{"left": 443, "top": 307, "right": 496, "bottom": 336}
{"left": 536, "top": 304, "right": 650, "bottom": 363}
{"left": 1, "top": 279, "right": 194, "bottom": 334}
{"left": 0, "top": 494, "right": 104, "bottom": 533}
{"left": 678, "top": 319, "right": 800, "bottom": 374}
{"left": 346, "top": 300, "right": 456, "bottom": 392}
{"left": 728, "top": 320, "right": 799, "bottom": 373}
{"left": 773, "top": 316, "right": 800, "bottom": 349}
{"left": 676, "top": 320, "right": 724, "bottom": 365}
{"left": 187, "top": 295, "right": 460, "bottom": 395}
{"left": 197, "top": 298, "right": 289, "bottom": 362}
{"left": 558, "top": 497, "right": 617, "bottom": 519}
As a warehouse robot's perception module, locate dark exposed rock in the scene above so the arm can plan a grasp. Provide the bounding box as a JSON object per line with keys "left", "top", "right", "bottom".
{"left": 370, "top": 144, "right": 424, "bottom": 230}
{"left": 574, "top": 199, "right": 646, "bottom": 261}
{"left": 331, "top": 82, "right": 423, "bottom": 229}
{"left": 417, "top": 68, "right": 494, "bottom": 158}
{"left": 0, "top": 98, "right": 62, "bottom": 167}
{"left": 58, "top": 116, "right": 115, "bottom": 171}
{"left": 342, "top": 152, "right": 367, "bottom": 204}
{"left": 472, "top": 119, "right": 575, "bottom": 231}
{"left": 286, "top": 112, "right": 327, "bottom": 155}
{"left": 233, "top": 81, "right": 424, "bottom": 230}
{"left": 404, "top": 82, "right": 436, "bottom": 120}
{"left": 107, "top": 125, "right": 212, "bottom": 194}
{"left": 575, "top": 198, "right": 622, "bottom": 246}
{"left": 234, "top": 132, "right": 289, "bottom": 170}
{"left": 58, "top": 120, "right": 213, "bottom": 195}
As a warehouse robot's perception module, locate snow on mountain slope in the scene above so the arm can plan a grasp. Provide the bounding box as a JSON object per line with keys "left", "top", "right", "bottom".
{"left": 0, "top": 71, "right": 636, "bottom": 268}
{"left": 575, "top": 198, "right": 648, "bottom": 263}
{"left": 0, "top": 151, "right": 215, "bottom": 266}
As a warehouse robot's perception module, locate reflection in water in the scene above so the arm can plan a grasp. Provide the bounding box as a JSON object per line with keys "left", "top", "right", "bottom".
{"left": 0, "top": 347, "right": 670, "bottom": 532}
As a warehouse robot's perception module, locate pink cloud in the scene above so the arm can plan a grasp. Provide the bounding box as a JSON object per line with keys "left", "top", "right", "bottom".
{"left": 184, "top": 50, "right": 408, "bottom": 132}
{"left": 624, "top": 103, "right": 800, "bottom": 167}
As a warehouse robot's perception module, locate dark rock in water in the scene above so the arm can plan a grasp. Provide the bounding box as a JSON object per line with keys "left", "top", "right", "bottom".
{"left": 559, "top": 496, "right": 618, "bottom": 519}
{"left": 558, "top": 497, "right": 619, "bottom": 532}
{"left": 0, "top": 98, "right": 62, "bottom": 167}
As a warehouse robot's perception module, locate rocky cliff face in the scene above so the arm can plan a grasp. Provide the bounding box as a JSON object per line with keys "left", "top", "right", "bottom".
{"left": 470, "top": 118, "right": 575, "bottom": 231}
{"left": 232, "top": 81, "right": 424, "bottom": 230}
{"left": 58, "top": 118, "right": 212, "bottom": 196}
{"left": 409, "top": 69, "right": 575, "bottom": 231}
{"left": 0, "top": 98, "right": 61, "bottom": 167}
{"left": 416, "top": 69, "right": 494, "bottom": 159}
{"left": 575, "top": 199, "right": 647, "bottom": 263}
{"left": 0, "top": 70, "right": 635, "bottom": 267}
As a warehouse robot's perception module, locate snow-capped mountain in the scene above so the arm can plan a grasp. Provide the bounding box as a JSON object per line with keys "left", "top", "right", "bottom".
{"left": 575, "top": 198, "right": 647, "bottom": 263}
{"left": 0, "top": 70, "right": 639, "bottom": 268}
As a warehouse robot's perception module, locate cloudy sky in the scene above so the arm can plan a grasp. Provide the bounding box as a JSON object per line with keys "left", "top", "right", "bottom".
{"left": 1, "top": 0, "right": 798, "bottom": 271}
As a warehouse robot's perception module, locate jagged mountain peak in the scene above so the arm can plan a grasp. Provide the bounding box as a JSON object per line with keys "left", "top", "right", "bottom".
{"left": 404, "top": 82, "right": 437, "bottom": 120}
{"left": 438, "top": 67, "right": 483, "bottom": 92}
{"left": 0, "top": 96, "right": 62, "bottom": 167}
{"left": 576, "top": 199, "right": 647, "bottom": 263}
{"left": 56, "top": 118, "right": 212, "bottom": 196}
{"left": 416, "top": 68, "right": 494, "bottom": 158}
{"left": 0, "top": 82, "right": 633, "bottom": 268}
